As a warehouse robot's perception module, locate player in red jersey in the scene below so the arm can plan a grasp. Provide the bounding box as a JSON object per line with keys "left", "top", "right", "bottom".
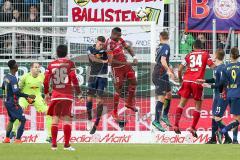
{"left": 174, "top": 40, "right": 215, "bottom": 137}
{"left": 44, "top": 45, "right": 81, "bottom": 151}
{"left": 105, "top": 27, "right": 138, "bottom": 120}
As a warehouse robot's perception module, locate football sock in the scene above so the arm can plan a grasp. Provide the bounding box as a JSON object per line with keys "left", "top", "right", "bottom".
{"left": 86, "top": 101, "right": 93, "bottom": 120}
{"left": 163, "top": 99, "right": 171, "bottom": 117}
{"left": 63, "top": 124, "right": 71, "bottom": 148}
{"left": 191, "top": 110, "right": 200, "bottom": 130}
{"left": 155, "top": 101, "right": 163, "bottom": 122}
{"left": 46, "top": 115, "right": 52, "bottom": 138}
{"left": 174, "top": 107, "right": 183, "bottom": 127}
{"left": 16, "top": 118, "right": 26, "bottom": 139}
{"left": 51, "top": 124, "right": 58, "bottom": 147}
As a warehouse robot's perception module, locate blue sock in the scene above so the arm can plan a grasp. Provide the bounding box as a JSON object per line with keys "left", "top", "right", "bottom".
{"left": 95, "top": 104, "right": 103, "bottom": 127}
{"left": 16, "top": 118, "right": 26, "bottom": 140}
{"left": 155, "top": 101, "right": 163, "bottom": 122}
{"left": 217, "top": 120, "right": 230, "bottom": 137}
{"left": 6, "top": 121, "right": 14, "bottom": 138}
{"left": 233, "top": 126, "right": 238, "bottom": 141}
{"left": 86, "top": 101, "right": 93, "bottom": 120}
{"left": 222, "top": 120, "right": 239, "bottom": 134}
{"left": 163, "top": 99, "right": 171, "bottom": 117}
{"left": 212, "top": 119, "right": 218, "bottom": 139}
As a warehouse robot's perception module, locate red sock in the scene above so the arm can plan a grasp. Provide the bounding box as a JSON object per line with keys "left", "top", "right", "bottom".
{"left": 51, "top": 124, "right": 58, "bottom": 147}
{"left": 64, "top": 124, "right": 72, "bottom": 147}
{"left": 174, "top": 107, "right": 183, "bottom": 127}
{"left": 113, "top": 93, "right": 120, "bottom": 113}
{"left": 191, "top": 110, "right": 200, "bottom": 130}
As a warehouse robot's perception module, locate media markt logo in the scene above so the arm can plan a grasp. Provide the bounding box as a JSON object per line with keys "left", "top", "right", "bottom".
{"left": 213, "top": 0, "right": 237, "bottom": 19}
{"left": 74, "top": 0, "right": 90, "bottom": 7}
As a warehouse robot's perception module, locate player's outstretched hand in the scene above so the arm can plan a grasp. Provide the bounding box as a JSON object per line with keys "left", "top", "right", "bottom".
{"left": 202, "top": 83, "right": 211, "bottom": 88}
{"left": 196, "top": 79, "right": 205, "bottom": 84}
{"left": 27, "top": 95, "right": 36, "bottom": 104}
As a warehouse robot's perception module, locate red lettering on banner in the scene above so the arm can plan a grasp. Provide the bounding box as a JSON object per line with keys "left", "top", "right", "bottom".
{"left": 100, "top": 134, "right": 131, "bottom": 143}
{"left": 191, "top": 0, "right": 210, "bottom": 19}
{"left": 105, "top": 9, "right": 114, "bottom": 21}
{"left": 72, "top": 8, "right": 83, "bottom": 21}
{"left": 122, "top": 10, "right": 131, "bottom": 21}
{"left": 21, "top": 134, "right": 38, "bottom": 143}
{"left": 193, "top": 133, "right": 209, "bottom": 143}
{"left": 72, "top": 7, "right": 139, "bottom": 22}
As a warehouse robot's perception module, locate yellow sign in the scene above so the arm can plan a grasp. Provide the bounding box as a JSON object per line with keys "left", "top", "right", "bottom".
{"left": 74, "top": 0, "right": 90, "bottom": 7}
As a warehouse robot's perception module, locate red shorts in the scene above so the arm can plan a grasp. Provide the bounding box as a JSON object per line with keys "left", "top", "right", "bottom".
{"left": 178, "top": 82, "right": 203, "bottom": 101}
{"left": 47, "top": 100, "right": 72, "bottom": 117}
{"left": 112, "top": 65, "right": 136, "bottom": 87}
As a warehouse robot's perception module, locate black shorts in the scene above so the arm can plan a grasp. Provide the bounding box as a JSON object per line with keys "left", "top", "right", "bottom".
{"left": 87, "top": 77, "right": 108, "bottom": 97}
{"left": 4, "top": 102, "right": 25, "bottom": 122}
{"left": 152, "top": 74, "right": 171, "bottom": 96}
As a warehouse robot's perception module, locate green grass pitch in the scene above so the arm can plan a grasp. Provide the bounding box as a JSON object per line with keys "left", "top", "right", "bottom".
{"left": 0, "top": 143, "right": 240, "bottom": 160}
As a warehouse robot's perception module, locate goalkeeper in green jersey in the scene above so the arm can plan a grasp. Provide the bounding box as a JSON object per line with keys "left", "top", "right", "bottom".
{"left": 11, "top": 62, "right": 52, "bottom": 142}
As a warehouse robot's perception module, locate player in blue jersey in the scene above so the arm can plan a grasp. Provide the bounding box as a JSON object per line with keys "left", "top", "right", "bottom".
{"left": 2, "top": 60, "right": 35, "bottom": 143}
{"left": 152, "top": 31, "right": 174, "bottom": 131}
{"left": 86, "top": 36, "right": 109, "bottom": 134}
{"left": 197, "top": 49, "right": 233, "bottom": 144}
{"left": 217, "top": 47, "right": 240, "bottom": 144}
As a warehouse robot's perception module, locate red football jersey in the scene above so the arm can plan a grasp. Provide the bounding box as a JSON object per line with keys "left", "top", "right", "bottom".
{"left": 105, "top": 37, "right": 128, "bottom": 67}
{"left": 44, "top": 58, "right": 81, "bottom": 101}
{"left": 182, "top": 50, "right": 214, "bottom": 81}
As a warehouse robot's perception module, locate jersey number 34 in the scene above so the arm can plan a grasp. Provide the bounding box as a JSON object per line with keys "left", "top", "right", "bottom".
{"left": 189, "top": 55, "right": 202, "bottom": 68}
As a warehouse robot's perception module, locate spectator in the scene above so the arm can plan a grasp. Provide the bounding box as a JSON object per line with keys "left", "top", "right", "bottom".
{"left": 12, "top": 9, "right": 23, "bottom": 22}
{"left": 197, "top": 33, "right": 212, "bottom": 53}
{"left": 27, "top": 5, "right": 39, "bottom": 22}
{"left": 218, "top": 33, "right": 230, "bottom": 54}
{"left": 179, "top": 31, "right": 195, "bottom": 54}
{"left": 0, "top": 0, "right": 13, "bottom": 22}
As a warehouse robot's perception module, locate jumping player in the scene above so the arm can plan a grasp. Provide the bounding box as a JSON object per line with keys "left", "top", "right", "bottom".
{"left": 152, "top": 31, "right": 174, "bottom": 131}
{"left": 174, "top": 40, "right": 215, "bottom": 137}
{"left": 86, "top": 36, "right": 109, "bottom": 134}
{"left": 105, "top": 27, "right": 138, "bottom": 120}
{"left": 44, "top": 45, "right": 81, "bottom": 151}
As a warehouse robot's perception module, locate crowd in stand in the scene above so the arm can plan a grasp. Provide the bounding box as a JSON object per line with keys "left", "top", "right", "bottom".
{"left": 0, "top": 0, "right": 52, "bottom": 59}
